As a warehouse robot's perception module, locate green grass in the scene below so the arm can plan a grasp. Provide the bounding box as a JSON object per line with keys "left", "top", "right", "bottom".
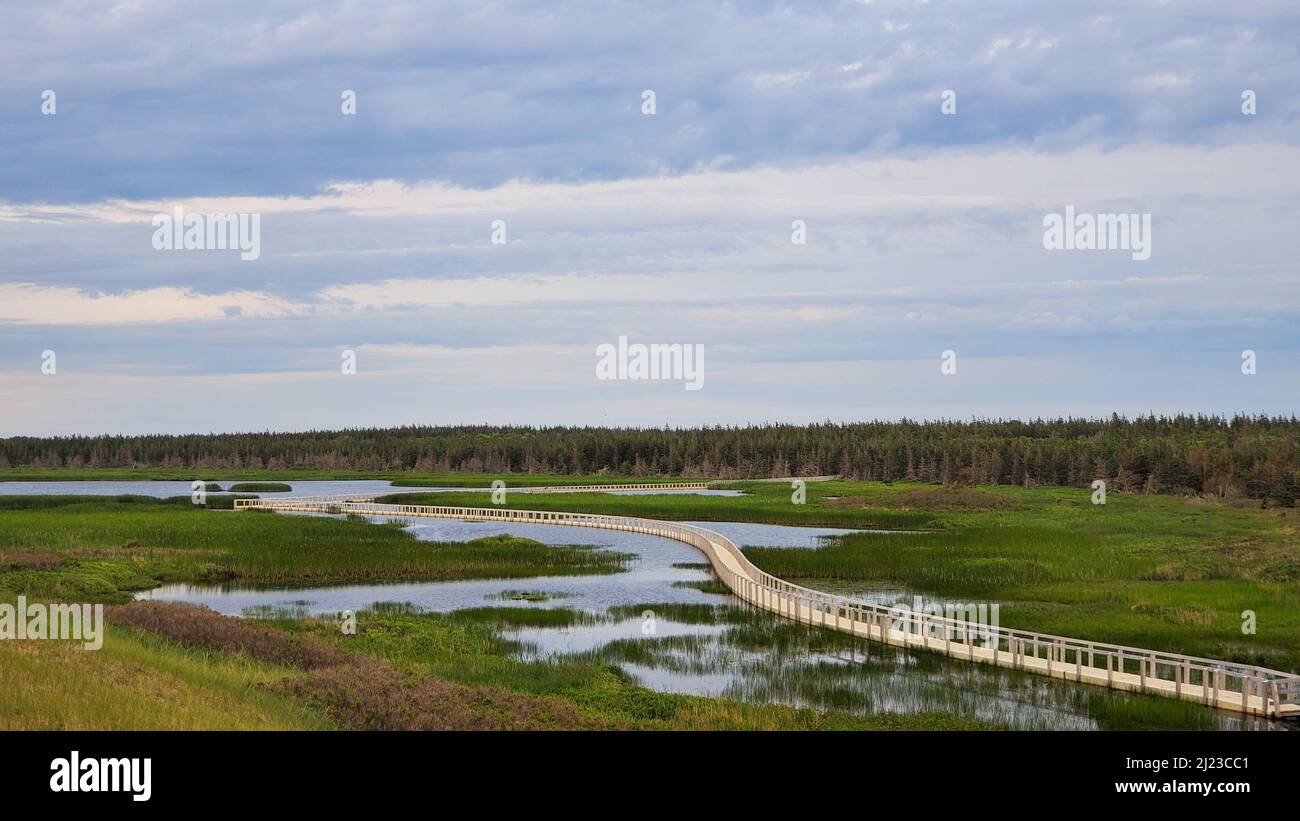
{"left": 377, "top": 484, "right": 933, "bottom": 528}
{"left": 227, "top": 482, "right": 292, "bottom": 492}
{"left": 449, "top": 606, "right": 599, "bottom": 628}
{"left": 741, "top": 482, "right": 1300, "bottom": 672}
{"left": 0, "top": 496, "right": 630, "bottom": 602}
{"left": 672, "top": 579, "right": 731, "bottom": 595}
{"left": 389, "top": 473, "right": 706, "bottom": 488}
{"left": 487, "top": 589, "right": 574, "bottom": 603}
{"left": 0, "top": 619, "right": 330, "bottom": 730}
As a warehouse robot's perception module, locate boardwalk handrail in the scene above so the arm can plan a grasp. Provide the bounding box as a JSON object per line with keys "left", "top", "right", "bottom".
{"left": 234, "top": 496, "right": 1300, "bottom": 718}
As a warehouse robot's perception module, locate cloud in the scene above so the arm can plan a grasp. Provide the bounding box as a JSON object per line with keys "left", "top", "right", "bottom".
{"left": 0, "top": 284, "right": 303, "bottom": 324}
{"left": 1, "top": 3, "right": 1299, "bottom": 432}
{"left": 1, "top": 1, "right": 1298, "bottom": 202}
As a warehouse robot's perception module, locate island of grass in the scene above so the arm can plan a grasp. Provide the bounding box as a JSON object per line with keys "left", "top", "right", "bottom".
{"left": 227, "top": 482, "right": 292, "bottom": 492}
{"left": 0, "top": 495, "right": 631, "bottom": 602}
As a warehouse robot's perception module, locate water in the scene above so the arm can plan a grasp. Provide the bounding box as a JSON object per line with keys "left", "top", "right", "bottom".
{"left": 0, "top": 480, "right": 739, "bottom": 498}
{"left": 0, "top": 480, "right": 404, "bottom": 498}
{"left": 507, "top": 609, "right": 1274, "bottom": 731}
{"left": 138, "top": 517, "right": 843, "bottom": 614}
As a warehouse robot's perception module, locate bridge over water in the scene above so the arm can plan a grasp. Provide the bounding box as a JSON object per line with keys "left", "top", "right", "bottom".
{"left": 235, "top": 487, "right": 1300, "bottom": 719}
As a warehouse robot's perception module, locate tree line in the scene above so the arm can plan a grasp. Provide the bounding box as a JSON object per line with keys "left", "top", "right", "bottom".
{"left": 3, "top": 415, "right": 1298, "bottom": 504}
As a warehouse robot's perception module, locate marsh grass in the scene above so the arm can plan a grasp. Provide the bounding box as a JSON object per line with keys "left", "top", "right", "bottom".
{"left": 7, "top": 476, "right": 1297, "bottom": 729}
{"left": 0, "top": 496, "right": 630, "bottom": 602}
{"left": 732, "top": 482, "right": 1300, "bottom": 671}
{"left": 671, "top": 579, "right": 731, "bottom": 595}
{"left": 386, "top": 479, "right": 1300, "bottom": 672}
{"left": 450, "top": 607, "right": 599, "bottom": 628}
{"left": 280, "top": 603, "right": 993, "bottom": 730}
{"left": 388, "top": 473, "right": 702, "bottom": 488}
{"left": 487, "top": 589, "right": 574, "bottom": 603}
{"left": 570, "top": 605, "right": 1231, "bottom": 730}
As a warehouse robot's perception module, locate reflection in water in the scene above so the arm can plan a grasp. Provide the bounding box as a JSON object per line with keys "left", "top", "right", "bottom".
{"left": 0, "top": 480, "right": 741, "bottom": 498}
{"left": 0, "top": 479, "right": 404, "bottom": 498}
{"left": 136, "top": 513, "right": 1285, "bottom": 731}
{"left": 509, "top": 605, "right": 1280, "bottom": 731}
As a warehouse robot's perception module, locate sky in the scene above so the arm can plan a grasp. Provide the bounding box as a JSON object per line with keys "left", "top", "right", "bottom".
{"left": 1, "top": 0, "right": 1298, "bottom": 435}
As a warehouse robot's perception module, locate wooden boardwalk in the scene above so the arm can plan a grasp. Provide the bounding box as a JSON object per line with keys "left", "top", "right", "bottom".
{"left": 237, "top": 491, "right": 1300, "bottom": 719}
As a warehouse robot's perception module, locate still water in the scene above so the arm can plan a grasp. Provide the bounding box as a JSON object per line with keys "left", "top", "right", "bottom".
{"left": 0, "top": 480, "right": 402, "bottom": 497}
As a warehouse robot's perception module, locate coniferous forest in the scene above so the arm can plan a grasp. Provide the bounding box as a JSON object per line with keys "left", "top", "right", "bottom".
{"left": 3, "top": 415, "right": 1299, "bottom": 504}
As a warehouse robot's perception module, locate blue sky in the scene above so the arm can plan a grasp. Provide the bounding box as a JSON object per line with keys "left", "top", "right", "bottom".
{"left": 1, "top": 0, "right": 1298, "bottom": 434}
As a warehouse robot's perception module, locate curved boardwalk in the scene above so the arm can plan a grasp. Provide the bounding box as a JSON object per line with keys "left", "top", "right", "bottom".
{"left": 236, "top": 489, "right": 1300, "bottom": 719}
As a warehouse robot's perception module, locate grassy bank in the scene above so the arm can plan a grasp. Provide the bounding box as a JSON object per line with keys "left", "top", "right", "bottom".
{"left": 0, "top": 496, "right": 629, "bottom": 602}
{"left": 0, "top": 611, "right": 330, "bottom": 730}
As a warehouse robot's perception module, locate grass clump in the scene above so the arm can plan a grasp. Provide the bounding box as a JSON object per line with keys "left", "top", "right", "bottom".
{"left": 672, "top": 579, "right": 731, "bottom": 595}
{"left": 487, "top": 589, "right": 572, "bottom": 603}
{"left": 228, "top": 482, "right": 292, "bottom": 492}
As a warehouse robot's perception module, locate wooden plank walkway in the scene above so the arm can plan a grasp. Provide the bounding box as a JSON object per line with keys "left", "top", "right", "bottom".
{"left": 236, "top": 492, "right": 1300, "bottom": 719}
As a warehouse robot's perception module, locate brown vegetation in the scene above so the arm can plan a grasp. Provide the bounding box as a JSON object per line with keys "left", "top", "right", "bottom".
{"left": 276, "top": 663, "right": 604, "bottom": 731}
{"left": 106, "top": 601, "right": 351, "bottom": 670}
{"left": 0, "top": 550, "right": 62, "bottom": 571}
{"left": 828, "top": 486, "right": 1018, "bottom": 512}
{"left": 106, "top": 601, "right": 602, "bottom": 730}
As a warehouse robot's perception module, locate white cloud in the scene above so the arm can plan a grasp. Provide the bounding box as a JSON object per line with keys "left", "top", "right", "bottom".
{"left": 0, "top": 284, "right": 303, "bottom": 324}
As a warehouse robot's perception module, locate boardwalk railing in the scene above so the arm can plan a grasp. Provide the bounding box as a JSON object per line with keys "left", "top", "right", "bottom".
{"left": 235, "top": 496, "right": 1300, "bottom": 718}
